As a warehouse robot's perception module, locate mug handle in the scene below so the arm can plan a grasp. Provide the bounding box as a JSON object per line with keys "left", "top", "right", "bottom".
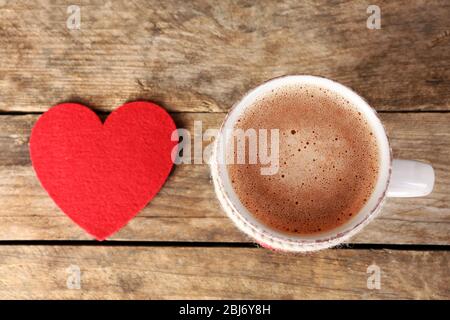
{"left": 387, "top": 159, "right": 435, "bottom": 197}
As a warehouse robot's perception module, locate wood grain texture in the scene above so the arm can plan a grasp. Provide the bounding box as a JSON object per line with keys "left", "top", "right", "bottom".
{"left": 0, "top": 245, "right": 447, "bottom": 299}
{"left": 0, "top": 112, "right": 448, "bottom": 244}
{"left": 0, "top": 0, "right": 449, "bottom": 113}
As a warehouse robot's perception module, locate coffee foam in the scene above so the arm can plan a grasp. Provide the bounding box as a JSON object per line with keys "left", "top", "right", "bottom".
{"left": 227, "top": 83, "right": 380, "bottom": 235}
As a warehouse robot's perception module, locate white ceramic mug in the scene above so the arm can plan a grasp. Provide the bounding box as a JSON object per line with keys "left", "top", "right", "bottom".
{"left": 210, "top": 75, "right": 435, "bottom": 252}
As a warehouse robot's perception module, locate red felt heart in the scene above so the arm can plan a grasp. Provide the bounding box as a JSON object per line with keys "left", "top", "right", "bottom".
{"left": 29, "top": 101, "right": 177, "bottom": 240}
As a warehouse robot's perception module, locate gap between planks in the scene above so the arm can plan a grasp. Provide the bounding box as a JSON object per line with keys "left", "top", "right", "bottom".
{"left": 0, "top": 240, "right": 448, "bottom": 252}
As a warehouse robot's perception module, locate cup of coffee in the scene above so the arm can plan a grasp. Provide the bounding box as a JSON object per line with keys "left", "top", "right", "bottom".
{"left": 210, "top": 75, "right": 435, "bottom": 252}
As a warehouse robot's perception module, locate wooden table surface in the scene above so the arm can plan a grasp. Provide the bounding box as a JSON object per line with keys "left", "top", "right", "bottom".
{"left": 0, "top": 0, "right": 449, "bottom": 299}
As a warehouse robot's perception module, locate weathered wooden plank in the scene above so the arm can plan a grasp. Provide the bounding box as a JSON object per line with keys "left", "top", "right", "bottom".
{"left": 0, "top": 246, "right": 447, "bottom": 299}
{"left": 0, "top": 112, "right": 448, "bottom": 244}
{"left": 0, "top": 0, "right": 448, "bottom": 112}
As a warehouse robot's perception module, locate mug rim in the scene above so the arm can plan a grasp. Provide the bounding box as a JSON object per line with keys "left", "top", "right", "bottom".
{"left": 210, "top": 75, "right": 392, "bottom": 252}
